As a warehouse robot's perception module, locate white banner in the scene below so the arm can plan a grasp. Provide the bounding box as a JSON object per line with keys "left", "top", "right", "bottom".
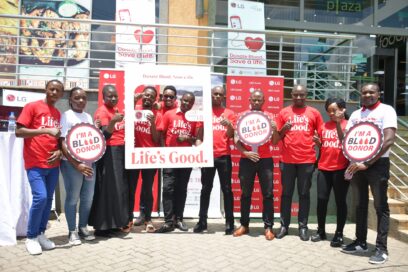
{"left": 2, "top": 89, "right": 45, "bottom": 107}
{"left": 124, "top": 64, "right": 214, "bottom": 169}
{"left": 183, "top": 168, "right": 222, "bottom": 218}
{"left": 228, "top": 0, "right": 266, "bottom": 75}
{"left": 116, "top": 0, "right": 156, "bottom": 67}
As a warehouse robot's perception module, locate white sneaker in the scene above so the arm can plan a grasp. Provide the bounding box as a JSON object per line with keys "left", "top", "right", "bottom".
{"left": 25, "top": 238, "right": 42, "bottom": 255}
{"left": 78, "top": 227, "right": 95, "bottom": 241}
{"left": 37, "top": 233, "right": 55, "bottom": 250}
{"left": 69, "top": 231, "right": 82, "bottom": 246}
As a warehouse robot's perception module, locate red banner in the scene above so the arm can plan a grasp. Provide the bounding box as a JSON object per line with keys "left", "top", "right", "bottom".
{"left": 226, "top": 75, "right": 283, "bottom": 215}
{"left": 98, "top": 70, "right": 159, "bottom": 213}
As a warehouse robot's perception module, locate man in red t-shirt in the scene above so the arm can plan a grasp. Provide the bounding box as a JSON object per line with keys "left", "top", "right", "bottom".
{"left": 155, "top": 92, "right": 203, "bottom": 233}
{"left": 193, "top": 86, "right": 236, "bottom": 235}
{"left": 16, "top": 79, "right": 64, "bottom": 255}
{"left": 232, "top": 90, "right": 278, "bottom": 241}
{"left": 275, "top": 84, "right": 324, "bottom": 241}
{"left": 129, "top": 86, "right": 162, "bottom": 232}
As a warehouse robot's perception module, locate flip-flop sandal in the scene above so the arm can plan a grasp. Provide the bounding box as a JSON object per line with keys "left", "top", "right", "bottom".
{"left": 145, "top": 221, "right": 156, "bottom": 233}
{"left": 121, "top": 221, "right": 133, "bottom": 233}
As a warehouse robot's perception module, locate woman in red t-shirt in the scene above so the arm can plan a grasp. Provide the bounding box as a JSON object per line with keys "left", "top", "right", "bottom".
{"left": 311, "top": 97, "right": 349, "bottom": 247}
{"left": 88, "top": 85, "right": 134, "bottom": 236}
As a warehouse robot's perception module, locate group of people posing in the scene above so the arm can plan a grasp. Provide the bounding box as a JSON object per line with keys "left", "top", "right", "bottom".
{"left": 16, "top": 80, "right": 397, "bottom": 265}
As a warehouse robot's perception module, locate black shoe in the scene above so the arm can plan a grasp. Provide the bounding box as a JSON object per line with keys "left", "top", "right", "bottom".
{"left": 299, "top": 228, "right": 310, "bottom": 241}
{"left": 193, "top": 221, "right": 207, "bottom": 233}
{"left": 175, "top": 220, "right": 188, "bottom": 231}
{"left": 94, "top": 230, "right": 112, "bottom": 237}
{"left": 225, "top": 223, "right": 235, "bottom": 235}
{"left": 341, "top": 240, "right": 368, "bottom": 254}
{"left": 155, "top": 223, "right": 174, "bottom": 233}
{"left": 133, "top": 216, "right": 145, "bottom": 226}
{"left": 276, "top": 226, "right": 288, "bottom": 239}
{"left": 311, "top": 230, "right": 327, "bottom": 242}
{"left": 330, "top": 232, "right": 344, "bottom": 247}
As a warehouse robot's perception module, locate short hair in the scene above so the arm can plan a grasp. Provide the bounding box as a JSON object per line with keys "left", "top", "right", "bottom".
{"left": 211, "top": 85, "right": 225, "bottom": 94}
{"left": 102, "top": 84, "right": 116, "bottom": 98}
{"left": 69, "top": 87, "right": 85, "bottom": 109}
{"left": 143, "top": 86, "right": 158, "bottom": 98}
{"left": 361, "top": 82, "right": 380, "bottom": 93}
{"left": 182, "top": 91, "right": 195, "bottom": 100}
{"left": 163, "top": 85, "right": 177, "bottom": 96}
{"left": 46, "top": 79, "right": 64, "bottom": 90}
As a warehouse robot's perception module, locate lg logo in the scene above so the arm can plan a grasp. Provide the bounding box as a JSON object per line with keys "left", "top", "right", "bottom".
{"left": 6, "top": 94, "right": 15, "bottom": 102}
{"left": 7, "top": 94, "right": 26, "bottom": 102}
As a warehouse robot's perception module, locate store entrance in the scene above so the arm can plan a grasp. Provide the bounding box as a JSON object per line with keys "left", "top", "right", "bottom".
{"left": 373, "top": 43, "right": 407, "bottom": 116}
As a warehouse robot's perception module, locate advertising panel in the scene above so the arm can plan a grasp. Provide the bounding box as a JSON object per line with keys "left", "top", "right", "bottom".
{"left": 19, "top": 0, "right": 91, "bottom": 88}
{"left": 226, "top": 75, "right": 283, "bottom": 216}
{"left": 228, "top": 0, "right": 266, "bottom": 75}
{"left": 116, "top": 0, "right": 156, "bottom": 67}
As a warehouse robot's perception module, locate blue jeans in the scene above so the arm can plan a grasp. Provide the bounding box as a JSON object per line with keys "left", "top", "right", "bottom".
{"left": 26, "top": 167, "right": 59, "bottom": 238}
{"left": 60, "top": 160, "right": 96, "bottom": 232}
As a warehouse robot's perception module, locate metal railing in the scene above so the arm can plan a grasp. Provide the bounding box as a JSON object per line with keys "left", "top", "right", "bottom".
{"left": 389, "top": 118, "right": 408, "bottom": 201}
{"left": 0, "top": 14, "right": 358, "bottom": 100}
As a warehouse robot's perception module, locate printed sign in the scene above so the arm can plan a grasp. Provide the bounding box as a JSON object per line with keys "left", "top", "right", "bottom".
{"left": 342, "top": 121, "right": 383, "bottom": 163}
{"left": 236, "top": 111, "right": 272, "bottom": 152}
{"left": 228, "top": 0, "right": 266, "bottom": 75}
{"left": 65, "top": 123, "right": 106, "bottom": 163}
{"left": 2, "top": 89, "right": 45, "bottom": 107}
{"left": 124, "top": 64, "right": 213, "bottom": 169}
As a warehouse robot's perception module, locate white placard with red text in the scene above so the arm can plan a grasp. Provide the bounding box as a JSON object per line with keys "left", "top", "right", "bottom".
{"left": 2, "top": 89, "right": 45, "bottom": 107}
{"left": 124, "top": 65, "right": 213, "bottom": 169}
{"left": 116, "top": 0, "right": 156, "bottom": 67}
{"left": 226, "top": 75, "right": 283, "bottom": 216}
{"left": 228, "top": 0, "right": 266, "bottom": 75}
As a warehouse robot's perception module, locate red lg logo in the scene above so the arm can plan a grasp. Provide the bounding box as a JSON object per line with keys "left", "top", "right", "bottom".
{"left": 6, "top": 94, "right": 15, "bottom": 102}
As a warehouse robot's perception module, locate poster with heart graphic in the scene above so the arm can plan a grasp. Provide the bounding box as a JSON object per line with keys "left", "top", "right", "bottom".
{"left": 228, "top": 0, "right": 266, "bottom": 76}
{"left": 115, "top": 0, "right": 156, "bottom": 67}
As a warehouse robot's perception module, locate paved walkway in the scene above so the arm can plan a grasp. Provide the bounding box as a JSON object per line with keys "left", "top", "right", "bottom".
{"left": 1, "top": 215, "right": 408, "bottom": 272}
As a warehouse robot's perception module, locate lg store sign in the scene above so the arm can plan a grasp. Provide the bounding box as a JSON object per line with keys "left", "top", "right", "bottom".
{"left": 2, "top": 89, "right": 45, "bottom": 107}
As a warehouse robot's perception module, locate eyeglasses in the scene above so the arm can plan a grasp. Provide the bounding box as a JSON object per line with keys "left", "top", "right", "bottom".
{"left": 163, "top": 95, "right": 175, "bottom": 99}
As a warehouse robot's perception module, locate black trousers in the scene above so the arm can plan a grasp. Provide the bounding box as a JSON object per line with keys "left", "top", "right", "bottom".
{"left": 279, "top": 162, "right": 315, "bottom": 229}
{"left": 128, "top": 168, "right": 157, "bottom": 222}
{"left": 199, "top": 155, "right": 234, "bottom": 224}
{"left": 162, "top": 167, "right": 193, "bottom": 224}
{"left": 238, "top": 158, "right": 274, "bottom": 229}
{"left": 316, "top": 169, "right": 349, "bottom": 233}
{"left": 353, "top": 158, "right": 390, "bottom": 253}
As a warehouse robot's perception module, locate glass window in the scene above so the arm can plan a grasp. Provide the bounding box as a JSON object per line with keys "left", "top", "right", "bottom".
{"left": 378, "top": 1, "right": 408, "bottom": 28}
{"left": 304, "top": 0, "right": 373, "bottom": 26}
{"left": 264, "top": 0, "right": 300, "bottom": 22}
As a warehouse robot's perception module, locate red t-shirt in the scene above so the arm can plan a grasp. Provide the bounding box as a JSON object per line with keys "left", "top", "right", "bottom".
{"left": 276, "top": 105, "right": 324, "bottom": 163}
{"left": 159, "top": 108, "right": 202, "bottom": 147}
{"left": 212, "top": 107, "right": 236, "bottom": 158}
{"left": 134, "top": 109, "right": 162, "bottom": 148}
{"left": 318, "top": 120, "right": 349, "bottom": 171}
{"left": 94, "top": 104, "right": 124, "bottom": 146}
{"left": 17, "top": 100, "right": 61, "bottom": 169}
{"left": 235, "top": 110, "right": 275, "bottom": 159}
{"left": 158, "top": 100, "right": 178, "bottom": 116}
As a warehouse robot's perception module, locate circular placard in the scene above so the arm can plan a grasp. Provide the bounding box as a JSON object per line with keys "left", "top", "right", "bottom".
{"left": 236, "top": 111, "right": 272, "bottom": 148}
{"left": 66, "top": 123, "right": 106, "bottom": 163}
{"left": 342, "top": 121, "right": 383, "bottom": 163}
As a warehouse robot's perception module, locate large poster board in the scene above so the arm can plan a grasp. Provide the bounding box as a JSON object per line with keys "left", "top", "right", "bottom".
{"left": 116, "top": 0, "right": 156, "bottom": 67}
{"left": 228, "top": 0, "right": 266, "bottom": 76}
{"left": 226, "top": 75, "right": 283, "bottom": 216}
{"left": 18, "top": 0, "right": 91, "bottom": 88}
{"left": 124, "top": 65, "right": 213, "bottom": 169}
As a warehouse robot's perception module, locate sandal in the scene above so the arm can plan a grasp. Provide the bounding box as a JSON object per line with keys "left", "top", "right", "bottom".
{"left": 145, "top": 221, "right": 156, "bottom": 233}
{"left": 121, "top": 221, "right": 133, "bottom": 233}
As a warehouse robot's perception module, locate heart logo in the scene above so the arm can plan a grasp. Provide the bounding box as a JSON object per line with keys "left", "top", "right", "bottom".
{"left": 244, "top": 37, "right": 264, "bottom": 52}
{"left": 134, "top": 29, "right": 154, "bottom": 44}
